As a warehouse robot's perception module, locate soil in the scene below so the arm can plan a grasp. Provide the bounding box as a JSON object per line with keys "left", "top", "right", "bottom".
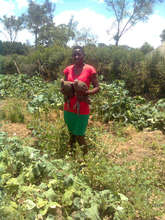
{"left": 96, "top": 124, "right": 165, "bottom": 163}
{"left": 0, "top": 112, "right": 165, "bottom": 164}
{"left": 0, "top": 121, "right": 31, "bottom": 138}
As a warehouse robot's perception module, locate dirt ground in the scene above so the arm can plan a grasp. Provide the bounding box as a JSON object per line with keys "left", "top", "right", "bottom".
{"left": 1, "top": 118, "right": 164, "bottom": 165}
{"left": 0, "top": 99, "right": 165, "bottom": 163}
{"left": 114, "top": 127, "right": 165, "bottom": 162}
{"left": 0, "top": 112, "right": 165, "bottom": 219}
{"left": 0, "top": 121, "right": 31, "bottom": 138}
{"left": 93, "top": 122, "right": 165, "bottom": 163}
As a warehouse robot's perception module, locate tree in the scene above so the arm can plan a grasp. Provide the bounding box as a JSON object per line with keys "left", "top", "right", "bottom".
{"left": 105, "top": 0, "right": 164, "bottom": 46}
{"left": 67, "top": 15, "right": 78, "bottom": 42}
{"left": 38, "top": 23, "right": 75, "bottom": 47}
{"left": 140, "top": 42, "right": 154, "bottom": 55}
{"left": 38, "top": 15, "right": 77, "bottom": 47}
{"left": 26, "top": 0, "right": 55, "bottom": 47}
{"left": 74, "top": 27, "right": 97, "bottom": 46}
{"left": 0, "top": 41, "right": 28, "bottom": 55}
{"left": 53, "top": 24, "right": 75, "bottom": 45}
{"left": 0, "top": 40, "right": 3, "bottom": 55}
{"left": 160, "top": 29, "right": 165, "bottom": 42}
{"left": 0, "top": 15, "right": 25, "bottom": 42}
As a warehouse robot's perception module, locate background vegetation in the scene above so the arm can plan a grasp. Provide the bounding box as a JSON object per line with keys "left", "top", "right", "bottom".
{"left": 0, "top": 0, "right": 165, "bottom": 99}
{"left": 0, "top": 42, "right": 165, "bottom": 99}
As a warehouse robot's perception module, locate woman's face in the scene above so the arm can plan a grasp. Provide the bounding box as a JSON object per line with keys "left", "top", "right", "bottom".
{"left": 72, "top": 49, "right": 84, "bottom": 65}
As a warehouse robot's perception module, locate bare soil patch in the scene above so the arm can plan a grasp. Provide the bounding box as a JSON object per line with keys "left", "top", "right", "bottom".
{"left": 117, "top": 129, "right": 164, "bottom": 160}
{"left": 0, "top": 121, "right": 32, "bottom": 138}
{"left": 98, "top": 125, "right": 165, "bottom": 163}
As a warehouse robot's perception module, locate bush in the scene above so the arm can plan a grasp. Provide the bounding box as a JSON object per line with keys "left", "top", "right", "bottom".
{"left": 0, "top": 41, "right": 28, "bottom": 56}
{"left": 15, "top": 45, "right": 72, "bottom": 80}
{"left": 0, "top": 55, "right": 16, "bottom": 74}
{"left": 1, "top": 44, "right": 165, "bottom": 99}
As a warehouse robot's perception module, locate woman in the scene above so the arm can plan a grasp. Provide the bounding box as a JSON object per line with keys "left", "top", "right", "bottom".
{"left": 61, "top": 46, "right": 99, "bottom": 154}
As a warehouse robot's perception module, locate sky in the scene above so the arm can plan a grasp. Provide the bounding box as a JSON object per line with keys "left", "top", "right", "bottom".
{"left": 0, "top": 0, "right": 165, "bottom": 48}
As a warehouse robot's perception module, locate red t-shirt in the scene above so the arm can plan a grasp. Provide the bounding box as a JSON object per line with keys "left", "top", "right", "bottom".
{"left": 63, "top": 64, "right": 96, "bottom": 115}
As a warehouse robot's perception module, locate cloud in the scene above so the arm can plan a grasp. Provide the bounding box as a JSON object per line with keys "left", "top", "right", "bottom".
{"left": 54, "top": 8, "right": 113, "bottom": 43}
{"left": 90, "top": 0, "right": 104, "bottom": 3}
{"left": 16, "top": 29, "right": 34, "bottom": 44}
{"left": 0, "top": 0, "right": 15, "bottom": 17}
{"left": 0, "top": 26, "right": 34, "bottom": 43}
{"left": 0, "top": 4, "right": 164, "bottom": 48}
{"left": 54, "top": 9, "right": 165, "bottom": 48}
{"left": 98, "top": 0, "right": 104, "bottom": 3}
{"left": 52, "top": 0, "right": 64, "bottom": 3}
{"left": 15, "top": 0, "right": 28, "bottom": 9}
{"left": 120, "top": 14, "right": 165, "bottom": 48}
{"left": 0, "top": 25, "right": 10, "bottom": 41}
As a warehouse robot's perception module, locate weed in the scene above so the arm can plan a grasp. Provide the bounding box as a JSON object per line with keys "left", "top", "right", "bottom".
{"left": 0, "top": 99, "right": 26, "bottom": 123}
{"left": 0, "top": 111, "right": 6, "bottom": 120}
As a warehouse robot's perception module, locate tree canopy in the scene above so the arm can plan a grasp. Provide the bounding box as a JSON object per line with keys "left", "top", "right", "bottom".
{"left": 0, "top": 0, "right": 164, "bottom": 48}
{"left": 0, "top": 15, "right": 25, "bottom": 42}
{"left": 26, "top": 0, "right": 56, "bottom": 47}
{"left": 140, "top": 42, "right": 154, "bottom": 55}
{"left": 160, "top": 29, "right": 165, "bottom": 42}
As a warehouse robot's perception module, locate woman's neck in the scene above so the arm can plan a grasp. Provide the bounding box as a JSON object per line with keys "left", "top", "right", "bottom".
{"left": 74, "top": 62, "right": 84, "bottom": 68}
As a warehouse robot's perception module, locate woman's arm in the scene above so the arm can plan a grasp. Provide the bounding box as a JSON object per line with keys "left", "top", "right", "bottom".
{"left": 86, "top": 74, "right": 99, "bottom": 95}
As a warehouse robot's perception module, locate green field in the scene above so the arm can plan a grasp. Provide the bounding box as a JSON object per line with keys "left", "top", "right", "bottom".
{"left": 0, "top": 74, "right": 165, "bottom": 220}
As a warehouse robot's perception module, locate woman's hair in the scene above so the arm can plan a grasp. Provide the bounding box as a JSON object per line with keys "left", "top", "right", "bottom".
{"left": 72, "top": 45, "right": 85, "bottom": 55}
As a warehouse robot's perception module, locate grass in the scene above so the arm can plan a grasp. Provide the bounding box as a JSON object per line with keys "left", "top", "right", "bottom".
{"left": 0, "top": 98, "right": 30, "bottom": 123}
{"left": 0, "top": 97, "right": 165, "bottom": 219}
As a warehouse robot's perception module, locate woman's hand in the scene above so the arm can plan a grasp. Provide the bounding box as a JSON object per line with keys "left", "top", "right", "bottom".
{"left": 83, "top": 74, "right": 99, "bottom": 96}
{"left": 84, "top": 90, "right": 90, "bottom": 95}
{"left": 84, "top": 88, "right": 99, "bottom": 95}
{"left": 89, "top": 74, "right": 99, "bottom": 95}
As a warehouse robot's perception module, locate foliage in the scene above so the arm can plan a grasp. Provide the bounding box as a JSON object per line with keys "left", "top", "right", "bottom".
{"left": 0, "top": 132, "right": 134, "bottom": 219}
{"left": 27, "top": 80, "right": 63, "bottom": 114}
{"left": 92, "top": 80, "right": 165, "bottom": 132}
{"left": 26, "top": 0, "right": 56, "bottom": 47}
{"left": 0, "top": 41, "right": 28, "bottom": 56}
{"left": 0, "top": 73, "right": 63, "bottom": 112}
{"left": 0, "top": 74, "right": 165, "bottom": 219}
{"left": 0, "top": 74, "right": 47, "bottom": 99}
{"left": 1, "top": 44, "right": 165, "bottom": 99}
{"left": 38, "top": 23, "right": 75, "bottom": 47}
{"left": 145, "top": 52, "right": 165, "bottom": 98}
{"left": 74, "top": 27, "right": 97, "bottom": 46}
{"left": 0, "top": 55, "right": 17, "bottom": 75}
{"left": 140, "top": 42, "right": 154, "bottom": 55}
{"left": 0, "top": 120, "right": 164, "bottom": 219}
{"left": 0, "top": 99, "right": 25, "bottom": 123}
{"left": 160, "top": 29, "right": 165, "bottom": 42}
{"left": 0, "top": 15, "right": 26, "bottom": 42}
{"left": 19, "top": 45, "right": 71, "bottom": 79}
{"left": 0, "top": 74, "right": 165, "bottom": 133}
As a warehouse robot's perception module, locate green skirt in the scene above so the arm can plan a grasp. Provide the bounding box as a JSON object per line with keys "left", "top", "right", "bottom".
{"left": 64, "top": 111, "right": 89, "bottom": 136}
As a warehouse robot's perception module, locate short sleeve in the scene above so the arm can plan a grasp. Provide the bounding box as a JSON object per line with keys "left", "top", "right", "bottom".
{"left": 89, "top": 65, "right": 96, "bottom": 76}
{"left": 63, "top": 66, "right": 69, "bottom": 76}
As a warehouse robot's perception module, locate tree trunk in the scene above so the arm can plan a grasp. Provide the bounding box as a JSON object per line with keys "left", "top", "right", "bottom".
{"left": 14, "top": 60, "right": 21, "bottom": 74}
{"left": 35, "top": 30, "right": 38, "bottom": 47}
